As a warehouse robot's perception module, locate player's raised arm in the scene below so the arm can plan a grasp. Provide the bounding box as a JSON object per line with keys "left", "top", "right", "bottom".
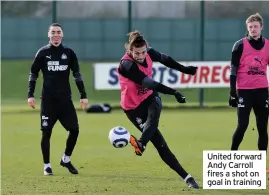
{"left": 27, "top": 50, "right": 42, "bottom": 108}
{"left": 69, "top": 49, "right": 88, "bottom": 109}
{"left": 147, "top": 47, "right": 197, "bottom": 75}
{"left": 118, "top": 59, "right": 186, "bottom": 103}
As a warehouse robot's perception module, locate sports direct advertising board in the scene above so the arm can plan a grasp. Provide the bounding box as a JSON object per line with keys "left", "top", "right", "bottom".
{"left": 93, "top": 62, "right": 269, "bottom": 90}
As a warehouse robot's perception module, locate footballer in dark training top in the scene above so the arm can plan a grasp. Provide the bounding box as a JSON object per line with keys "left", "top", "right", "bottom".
{"left": 27, "top": 23, "right": 88, "bottom": 176}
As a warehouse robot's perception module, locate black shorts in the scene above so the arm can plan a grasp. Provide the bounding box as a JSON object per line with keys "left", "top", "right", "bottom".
{"left": 124, "top": 94, "right": 162, "bottom": 132}
{"left": 40, "top": 98, "right": 78, "bottom": 131}
{"left": 237, "top": 88, "right": 268, "bottom": 110}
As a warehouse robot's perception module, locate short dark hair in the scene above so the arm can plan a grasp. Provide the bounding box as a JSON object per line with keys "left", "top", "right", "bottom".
{"left": 48, "top": 23, "right": 62, "bottom": 31}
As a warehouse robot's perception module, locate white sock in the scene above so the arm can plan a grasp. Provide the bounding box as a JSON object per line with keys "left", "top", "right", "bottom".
{"left": 62, "top": 154, "right": 70, "bottom": 163}
{"left": 184, "top": 174, "right": 192, "bottom": 182}
{"left": 44, "top": 163, "right": 51, "bottom": 170}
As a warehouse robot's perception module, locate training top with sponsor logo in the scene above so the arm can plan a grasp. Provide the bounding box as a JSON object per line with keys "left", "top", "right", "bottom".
{"left": 236, "top": 37, "right": 269, "bottom": 89}
{"left": 28, "top": 43, "right": 87, "bottom": 99}
{"left": 117, "top": 54, "right": 153, "bottom": 110}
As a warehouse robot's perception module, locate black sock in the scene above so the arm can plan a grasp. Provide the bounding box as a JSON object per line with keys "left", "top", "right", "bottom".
{"left": 64, "top": 130, "right": 79, "bottom": 156}
{"left": 157, "top": 145, "right": 188, "bottom": 179}
{"left": 41, "top": 130, "right": 52, "bottom": 164}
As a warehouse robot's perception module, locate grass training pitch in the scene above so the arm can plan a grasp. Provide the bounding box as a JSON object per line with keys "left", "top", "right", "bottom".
{"left": 2, "top": 104, "right": 268, "bottom": 195}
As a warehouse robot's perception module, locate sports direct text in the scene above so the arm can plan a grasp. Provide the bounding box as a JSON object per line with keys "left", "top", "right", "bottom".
{"left": 93, "top": 61, "right": 269, "bottom": 90}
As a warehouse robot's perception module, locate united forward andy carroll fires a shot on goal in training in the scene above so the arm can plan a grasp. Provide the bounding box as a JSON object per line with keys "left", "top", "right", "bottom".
{"left": 117, "top": 30, "right": 199, "bottom": 189}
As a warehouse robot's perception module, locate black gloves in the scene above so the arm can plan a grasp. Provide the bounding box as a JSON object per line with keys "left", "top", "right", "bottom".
{"left": 229, "top": 90, "right": 238, "bottom": 107}
{"left": 183, "top": 66, "right": 198, "bottom": 75}
{"left": 174, "top": 91, "right": 186, "bottom": 103}
{"left": 229, "top": 75, "right": 237, "bottom": 107}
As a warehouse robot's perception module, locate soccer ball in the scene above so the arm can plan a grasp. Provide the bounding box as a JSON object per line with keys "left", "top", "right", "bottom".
{"left": 108, "top": 126, "right": 130, "bottom": 148}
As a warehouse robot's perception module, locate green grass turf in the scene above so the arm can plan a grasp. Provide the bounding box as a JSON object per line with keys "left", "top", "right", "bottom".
{"left": 2, "top": 105, "right": 268, "bottom": 195}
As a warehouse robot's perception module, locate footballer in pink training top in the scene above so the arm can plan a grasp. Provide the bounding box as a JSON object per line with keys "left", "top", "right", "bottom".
{"left": 229, "top": 13, "right": 269, "bottom": 174}
{"left": 117, "top": 30, "right": 199, "bottom": 189}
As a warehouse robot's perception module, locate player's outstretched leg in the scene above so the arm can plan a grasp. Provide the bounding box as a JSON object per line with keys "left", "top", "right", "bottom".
{"left": 60, "top": 129, "right": 79, "bottom": 174}
{"left": 41, "top": 130, "right": 53, "bottom": 176}
{"left": 151, "top": 129, "right": 199, "bottom": 189}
